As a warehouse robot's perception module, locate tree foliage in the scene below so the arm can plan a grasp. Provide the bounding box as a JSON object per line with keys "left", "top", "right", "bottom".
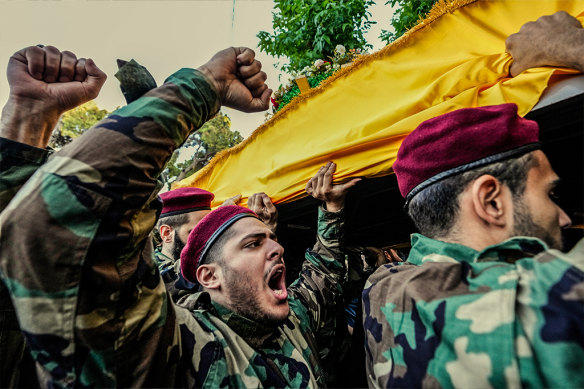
{"left": 161, "top": 112, "right": 243, "bottom": 189}
{"left": 49, "top": 101, "right": 110, "bottom": 150}
{"left": 380, "top": 0, "right": 438, "bottom": 44}
{"left": 257, "top": 0, "right": 375, "bottom": 73}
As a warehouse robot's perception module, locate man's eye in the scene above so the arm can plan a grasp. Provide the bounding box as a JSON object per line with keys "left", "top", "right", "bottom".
{"left": 549, "top": 191, "right": 560, "bottom": 201}
{"left": 245, "top": 241, "right": 260, "bottom": 248}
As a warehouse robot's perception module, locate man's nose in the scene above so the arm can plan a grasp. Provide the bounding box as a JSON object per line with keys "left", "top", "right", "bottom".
{"left": 268, "top": 240, "right": 284, "bottom": 261}
{"left": 558, "top": 206, "right": 572, "bottom": 229}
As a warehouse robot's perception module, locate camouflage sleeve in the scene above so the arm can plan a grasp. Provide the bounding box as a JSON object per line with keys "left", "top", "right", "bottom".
{"left": 288, "top": 205, "right": 346, "bottom": 344}
{"left": 515, "top": 238, "right": 584, "bottom": 388}
{"left": 0, "top": 69, "right": 219, "bottom": 388}
{"left": 0, "top": 138, "right": 49, "bottom": 387}
{"left": 0, "top": 137, "right": 51, "bottom": 210}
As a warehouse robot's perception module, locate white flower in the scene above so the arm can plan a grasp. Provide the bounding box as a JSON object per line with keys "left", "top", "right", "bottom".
{"left": 335, "top": 45, "right": 346, "bottom": 55}
{"left": 314, "top": 59, "right": 325, "bottom": 68}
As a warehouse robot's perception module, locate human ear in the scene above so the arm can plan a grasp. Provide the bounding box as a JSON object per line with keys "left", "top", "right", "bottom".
{"left": 470, "top": 175, "right": 508, "bottom": 227}
{"left": 196, "top": 264, "right": 221, "bottom": 290}
{"left": 159, "top": 224, "right": 174, "bottom": 243}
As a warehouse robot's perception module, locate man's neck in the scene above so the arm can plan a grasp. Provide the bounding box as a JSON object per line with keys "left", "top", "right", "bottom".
{"left": 160, "top": 244, "right": 176, "bottom": 261}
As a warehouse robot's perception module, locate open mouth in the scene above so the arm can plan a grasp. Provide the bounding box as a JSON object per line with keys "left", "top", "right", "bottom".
{"left": 267, "top": 264, "right": 288, "bottom": 301}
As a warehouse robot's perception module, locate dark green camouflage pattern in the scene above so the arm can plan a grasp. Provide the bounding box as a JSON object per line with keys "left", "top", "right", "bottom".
{"left": 155, "top": 247, "right": 199, "bottom": 302}
{"left": 0, "top": 69, "right": 346, "bottom": 388}
{"left": 363, "top": 233, "right": 584, "bottom": 388}
{"left": 0, "top": 137, "right": 48, "bottom": 387}
{"left": 0, "top": 137, "right": 50, "bottom": 210}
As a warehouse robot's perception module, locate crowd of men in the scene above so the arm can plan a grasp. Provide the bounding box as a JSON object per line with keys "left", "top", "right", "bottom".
{"left": 0, "top": 10, "right": 583, "bottom": 389}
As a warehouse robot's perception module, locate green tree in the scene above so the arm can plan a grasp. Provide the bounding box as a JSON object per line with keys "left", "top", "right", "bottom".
{"left": 380, "top": 0, "right": 438, "bottom": 44}
{"left": 161, "top": 112, "right": 243, "bottom": 189}
{"left": 49, "top": 101, "right": 110, "bottom": 149}
{"left": 257, "top": 0, "right": 375, "bottom": 73}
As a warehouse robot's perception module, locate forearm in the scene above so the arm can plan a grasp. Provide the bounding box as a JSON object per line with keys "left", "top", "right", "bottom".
{"left": 311, "top": 205, "right": 346, "bottom": 265}
{"left": 289, "top": 206, "right": 346, "bottom": 327}
{"left": 0, "top": 98, "right": 60, "bottom": 148}
{"left": 0, "top": 137, "right": 50, "bottom": 210}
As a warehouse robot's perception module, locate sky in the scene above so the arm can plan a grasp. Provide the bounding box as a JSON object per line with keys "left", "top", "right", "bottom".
{"left": 0, "top": 0, "right": 394, "bottom": 138}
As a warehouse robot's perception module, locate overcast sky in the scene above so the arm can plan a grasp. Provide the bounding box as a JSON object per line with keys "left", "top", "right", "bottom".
{"left": 0, "top": 0, "right": 394, "bottom": 137}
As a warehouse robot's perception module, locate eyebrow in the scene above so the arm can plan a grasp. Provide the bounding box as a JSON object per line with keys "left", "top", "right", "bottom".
{"left": 239, "top": 231, "right": 277, "bottom": 243}
{"left": 549, "top": 178, "right": 562, "bottom": 189}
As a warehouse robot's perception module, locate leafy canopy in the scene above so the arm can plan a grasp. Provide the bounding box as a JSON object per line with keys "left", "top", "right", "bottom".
{"left": 49, "top": 101, "right": 110, "bottom": 149}
{"left": 162, "top": 112, "right": 243, "bottom": 189}
{"left": 257, "top": 0, "right": 375, "bottom": 73}
{"left": 380, "top": 0, "right": 438, "bottom": 44}
{"left": 60, "top": 101, "right": 109, "bottom": 138}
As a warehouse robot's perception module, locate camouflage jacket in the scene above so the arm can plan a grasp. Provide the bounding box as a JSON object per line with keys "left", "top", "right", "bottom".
{"left": 155, "top": 247, "right": 199, "bottom": 302}
{"left": 154, "top": 247, "right": 174, "bottom": 273}
{"left": 363, "top": 233, "right": 584, "bottom": 388}
{"left": 0, "top": 69, "right": 346, "bottom": 388}
{"left": 0, "top": 137, "right": 48, "bottom": 387}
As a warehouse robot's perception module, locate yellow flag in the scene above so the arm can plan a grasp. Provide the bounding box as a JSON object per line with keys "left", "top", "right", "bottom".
{"left": 176, "top": 0, "right": 584, "bottom": 207}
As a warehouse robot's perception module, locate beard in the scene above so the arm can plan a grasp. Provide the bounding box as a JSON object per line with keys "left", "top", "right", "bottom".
{"left": 222, "top": 260, "right": 287, "bottom": 324}
{"left": 171, "top": 235, "right": 186, "bottom": 261}
{"left": 513, "top": 200, "right": 562, "bottom": 250}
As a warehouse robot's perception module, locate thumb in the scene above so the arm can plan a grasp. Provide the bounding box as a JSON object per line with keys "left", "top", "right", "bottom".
{"left": 340, "top": 178, "right": 362, "bottom": 191}
{"left": 83, "top": 58, "right": 107, "bottom": 99}
{"left": 245, "top": 88, "right": 272, "bottom": 113}
{"left": 228, "top": 194, "right": 242, "bottom": 204}
{"left": 509, "top": 61, "right": 524, "bottom": 77}
{"left": 235, "top": 47, "right": 255, "bottom": 66}
{"left": 221, "top": 194, "right": 242, "bottom": 206}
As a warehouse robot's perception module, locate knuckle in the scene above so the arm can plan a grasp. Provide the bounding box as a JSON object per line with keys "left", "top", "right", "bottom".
{"left": 44, "top": 45, "right": 60, "bottom": 53}
{"left": 61, "top": 51, "right": 77, "bottom": 60}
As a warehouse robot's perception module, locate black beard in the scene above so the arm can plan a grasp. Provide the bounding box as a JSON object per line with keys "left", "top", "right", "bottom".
{"left": 513, "top": 200, "right": 562, "bottom": 250}
{"left": 222, "top": 261, "right": 287, "bottom": 324}
{"left": 171, "top": 235, "right": 186, "bottom": 261}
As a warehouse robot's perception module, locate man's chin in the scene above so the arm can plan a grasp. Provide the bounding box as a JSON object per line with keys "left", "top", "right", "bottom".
{"left": 266, "top": 303, "right": 290, "bottom": 323}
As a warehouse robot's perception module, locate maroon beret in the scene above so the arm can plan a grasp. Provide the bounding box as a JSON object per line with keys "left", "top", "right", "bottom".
{"left": 180, "top": 205, "right": 258, "bottom": 284}
{"left": 159, "top": 187, "right": 214, "bottom": 217}
{"left": 393, "top": 103, "right": 540, "bottom": 205}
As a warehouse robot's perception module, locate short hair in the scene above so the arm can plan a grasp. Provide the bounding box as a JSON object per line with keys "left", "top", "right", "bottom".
{"left": 156, "top": 212, "right": 190, "bottom": 231}
{"left": 407, "top": 152, "right": 536, "bottom": 238}
{"left": 199, "top": 226, "right": 238, "bottom": 267}
{"left": 195, "top": 226, "right": 237, "bottom": 291}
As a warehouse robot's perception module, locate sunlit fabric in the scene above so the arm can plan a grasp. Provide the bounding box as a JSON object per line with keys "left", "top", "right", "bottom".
{"left": 176, "top": 0, "right": 584, "bottom": 206}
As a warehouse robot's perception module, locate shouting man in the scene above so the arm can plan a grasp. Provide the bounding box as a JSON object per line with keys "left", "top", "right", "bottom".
{"left": 0, "top": 43, "right": 356, "bottom": 388}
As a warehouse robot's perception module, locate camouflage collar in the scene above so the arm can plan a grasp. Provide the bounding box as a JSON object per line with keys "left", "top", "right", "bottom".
{"left": 177, "top": 293, "right": 281, "bottom": 346}
{"left": 408, "top": 233, "right": 548, "bottom": 265}
{"left": 212, "top": 301, "right": 280, "bottom": 348}
{"left": 154, "top": 249, "right": 175, "bottom": 269}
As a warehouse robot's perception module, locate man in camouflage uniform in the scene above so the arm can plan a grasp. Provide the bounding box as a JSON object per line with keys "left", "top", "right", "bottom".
{"left": 0, "top": 45, "right": 107, "bottom": 388}
{"left": 155, "top": 188, "right": 280, "bottom": 302}
{"left": 363, "top": 102, "right": 584, "bottom": 387}
{"left": 155, "top": 187, "right": 215, "bottom": 300}
{"left": 0, "top": 44, "right": 358, "bottom": 388}
{"left": 364, "top": 13, "right": 584, "bottom": 388}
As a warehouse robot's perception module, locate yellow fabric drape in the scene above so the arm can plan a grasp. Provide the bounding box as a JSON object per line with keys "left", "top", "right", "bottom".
{"left": 176, "top": 0, "right": 584, "bottom": 207}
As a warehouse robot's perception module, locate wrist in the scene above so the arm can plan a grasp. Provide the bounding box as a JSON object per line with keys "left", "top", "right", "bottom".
{"left": 324, "top": 201, "right": 344, "bottom": 213}
{"left": 0, "top": 98, "right": 60, "bottom": 148}
{"left": 196, "top": 66, "right": 221, "bottom": 103}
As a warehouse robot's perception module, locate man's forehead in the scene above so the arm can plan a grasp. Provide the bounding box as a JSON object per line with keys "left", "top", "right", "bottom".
{"left": 188, "top": 209, "right": 210, "bottom": 220}
{"left": 529, "top": 150, "right": 559, "bottom": 184}
{"left": 230, "top": 217, "right": 268, "bottom": 234}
